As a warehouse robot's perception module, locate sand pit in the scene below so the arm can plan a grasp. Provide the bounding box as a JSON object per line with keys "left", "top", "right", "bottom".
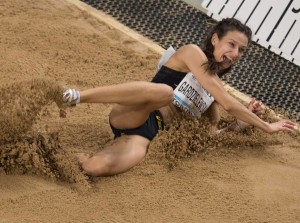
{"left": 0, "top": 0, "right": 300, "bottom": 222}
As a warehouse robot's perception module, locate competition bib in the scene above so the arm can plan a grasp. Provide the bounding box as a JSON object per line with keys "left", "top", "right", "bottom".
{"left": 157, "top": 46, "right": 215, "bottom": 117}
{"left": 173, "top": 72, "right": 214, "bottom": 117}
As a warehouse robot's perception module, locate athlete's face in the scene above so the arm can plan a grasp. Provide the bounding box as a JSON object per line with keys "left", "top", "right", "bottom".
{"left": 211, "top": 30, "right": 249, "bottom": 69}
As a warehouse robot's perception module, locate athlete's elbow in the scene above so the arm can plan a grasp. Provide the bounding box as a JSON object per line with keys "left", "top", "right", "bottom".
{"left": 221, "top": 102, "right": 233, "bottom": 112}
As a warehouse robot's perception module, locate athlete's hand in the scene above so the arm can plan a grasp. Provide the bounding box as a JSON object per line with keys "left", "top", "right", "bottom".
{"left": 266, "top": 119, "right": 296, "bottom": 133}
{"left": 63, "top": 88, "right": 80, "bottom": 106}
{"left": 248, "top": 98, "right": 265, "bottom": 118}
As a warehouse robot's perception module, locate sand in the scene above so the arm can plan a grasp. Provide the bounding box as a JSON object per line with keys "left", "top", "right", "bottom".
{"left": 0, "top": 0, "right": 299, "bottom": 222}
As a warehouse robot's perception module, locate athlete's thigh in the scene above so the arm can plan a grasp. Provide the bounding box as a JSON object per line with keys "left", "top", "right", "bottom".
{"left": 109, "top": 103, "right": 157, "bottom": 129}
{"left": 109, "top": 82, "right": 172, "bottom": 129}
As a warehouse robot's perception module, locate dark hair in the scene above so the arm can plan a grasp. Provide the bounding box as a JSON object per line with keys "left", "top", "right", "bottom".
{"left": 202, "top": 18, "right": 252, "bottom": 78}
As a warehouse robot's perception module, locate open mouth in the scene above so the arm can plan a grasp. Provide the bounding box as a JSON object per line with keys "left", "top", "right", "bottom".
{"left": 222, "top": 55, "right": 232, "bottom": 64}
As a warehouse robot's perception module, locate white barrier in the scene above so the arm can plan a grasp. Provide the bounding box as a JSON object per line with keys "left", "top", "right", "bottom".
{"left": 201, "top": 0, "right": 300, "bottom": 67}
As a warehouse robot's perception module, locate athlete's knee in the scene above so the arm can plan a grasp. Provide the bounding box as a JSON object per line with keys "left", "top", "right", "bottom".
{"left": 131, "top": 146, "right": 147, "bottom": 161}
{"left": 150, "top": 83, "right": 173, "bottom": 105}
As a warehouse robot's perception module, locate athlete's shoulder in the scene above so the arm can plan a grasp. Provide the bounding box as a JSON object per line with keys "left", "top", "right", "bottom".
{"left": 176, "top": 44, "right": 207, "bottom": 60}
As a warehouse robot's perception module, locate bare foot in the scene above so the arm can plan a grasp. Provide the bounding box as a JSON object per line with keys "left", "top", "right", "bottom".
{"left": 76, "top": 153, "right": 90, "bottom": 165}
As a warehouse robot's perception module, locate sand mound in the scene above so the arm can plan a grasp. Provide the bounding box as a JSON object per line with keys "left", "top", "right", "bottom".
{"left": 1, "top": 0, "right": 300, "bottom": 221}
{"left": 0, "top": 78, "right": 64, "bottom": 143}
{"left": 0, "top": 79, "right": 89, "bottom": 188}
{"left": 150, "top": 113, "right": 297, "bottom": 169}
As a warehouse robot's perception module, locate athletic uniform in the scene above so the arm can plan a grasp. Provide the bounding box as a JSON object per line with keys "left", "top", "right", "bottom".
{"left": 110, "top": 46, "right": 214, "bottom": 140}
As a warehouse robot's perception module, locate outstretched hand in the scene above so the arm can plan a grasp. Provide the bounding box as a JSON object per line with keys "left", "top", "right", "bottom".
{"left": 267, "top": 119, "right": 296, "bottom": 133}
{"left": 246, "top": 99, "right": 297, "bottom": 133}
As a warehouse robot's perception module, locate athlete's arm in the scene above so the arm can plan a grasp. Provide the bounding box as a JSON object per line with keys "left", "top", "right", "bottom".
{"left": 176, "top": 44, "right": 295, "bottom": 133}
{"left": 215, "top": 99, "right": 264, "bottom": 134}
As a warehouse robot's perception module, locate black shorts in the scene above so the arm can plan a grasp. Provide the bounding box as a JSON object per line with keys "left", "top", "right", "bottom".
{"left": 110, "top": 110, "right": 164, "bottom": 141}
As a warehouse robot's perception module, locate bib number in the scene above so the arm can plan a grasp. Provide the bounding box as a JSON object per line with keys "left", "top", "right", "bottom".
{"left": 173, "top": 72, "right": 214, "bottom": 117}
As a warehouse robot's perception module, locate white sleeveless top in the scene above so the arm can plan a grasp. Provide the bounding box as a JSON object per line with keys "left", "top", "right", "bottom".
{"left": 158, "top": 46, "right": 214, "bottom": 117}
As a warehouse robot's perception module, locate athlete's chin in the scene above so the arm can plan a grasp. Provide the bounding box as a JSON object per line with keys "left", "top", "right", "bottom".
{"left": 220, "top": 63, "right": 231, "bottom": 69}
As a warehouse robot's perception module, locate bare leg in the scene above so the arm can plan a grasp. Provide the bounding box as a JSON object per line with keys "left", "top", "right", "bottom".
{"left": 74, "top": 82, "right": 172, "bottom": 176}
{"left": 80, "top": 81, "right": 173, "bottom": 106}
{"left": 78, "top": 135, "right": 150, "bottom": 176}
{"left": 80, "top": 81, "right": 173, "bottom": 130}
